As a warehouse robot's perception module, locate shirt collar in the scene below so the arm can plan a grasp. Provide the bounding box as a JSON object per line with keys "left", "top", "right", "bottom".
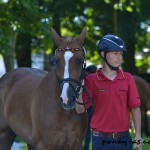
{"left": 96, "top": 68, "right": 125, "bottom": 81}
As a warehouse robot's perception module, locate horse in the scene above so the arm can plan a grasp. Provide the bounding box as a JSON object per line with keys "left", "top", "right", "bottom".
{"left": 0, "top": 27, "right": 87, "bottom": 150}
{"left": 133, "top": 75, "right": 150, "bottom": 136}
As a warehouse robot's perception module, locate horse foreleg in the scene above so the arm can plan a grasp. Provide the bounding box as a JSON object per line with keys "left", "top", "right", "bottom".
{"left": 0, "top": 128, "right": 16, "bottom": 150}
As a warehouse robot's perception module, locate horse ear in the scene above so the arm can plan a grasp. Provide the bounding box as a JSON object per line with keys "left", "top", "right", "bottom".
{"left": 51, "top": 28, "right": 62, "bottom": 46}
{"left": 78, "top": 27, "right": 86, "bottom": 45}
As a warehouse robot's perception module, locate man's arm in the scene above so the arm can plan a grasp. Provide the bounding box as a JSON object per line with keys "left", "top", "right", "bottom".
{"left": 131, "top": 107, "right": 143, "bottom": 149}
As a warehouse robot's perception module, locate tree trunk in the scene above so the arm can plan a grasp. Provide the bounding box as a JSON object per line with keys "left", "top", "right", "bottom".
{"left": 2, "top": 49, "right": 14, "bottom": 72}
{"left": 113, "top": 3, "right": 119, "bottom": 35}
{"left": 122, "top": 40, "right": 138, "bottom": 74}
{"left": 2, "top": 31, "right": 17, "bottom": 72}
{"left": 118, "top": 10, "right": 138, "bottom": 74}
{"left": 15, "top": 31, "right": 32, "bottom": 67}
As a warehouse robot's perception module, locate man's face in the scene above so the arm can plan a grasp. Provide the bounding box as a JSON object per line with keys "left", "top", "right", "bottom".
{"left": 106, "top": 51, "right": 123, "bottom": 67}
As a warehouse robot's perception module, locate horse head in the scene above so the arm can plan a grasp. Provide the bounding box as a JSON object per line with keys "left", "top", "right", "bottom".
{"left": 51, "top": 27, "right": 86, "bottom": 110}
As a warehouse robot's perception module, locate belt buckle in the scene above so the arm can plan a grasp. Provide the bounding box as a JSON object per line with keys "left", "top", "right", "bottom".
{"left": 93, "top": 132, "right": 99, "bottom": 136}
{"left": 112, "top": 132, "right": 117, "bottom": 139}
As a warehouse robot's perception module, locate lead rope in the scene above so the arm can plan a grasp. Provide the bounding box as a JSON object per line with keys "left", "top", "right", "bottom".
{"left": 73, "top": 60, "right": 94, "bottom": 120}
{"left": 75, "top": 85, "right": 94, "bottom": 119}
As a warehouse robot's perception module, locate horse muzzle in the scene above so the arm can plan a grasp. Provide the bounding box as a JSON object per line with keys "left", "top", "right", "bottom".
{"left": 60, "top": 96, "right": 76, "bottom": 110}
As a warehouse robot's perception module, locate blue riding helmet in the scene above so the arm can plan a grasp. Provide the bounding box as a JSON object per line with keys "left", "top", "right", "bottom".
{"left": 98, "top": 34, "right": 126, "bottom": 70}
{"left": 98, "top": 34, "right": 126, "bottom": 53}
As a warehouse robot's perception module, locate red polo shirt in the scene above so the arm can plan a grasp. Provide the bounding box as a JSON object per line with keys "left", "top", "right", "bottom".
{"left": 83, "top": 69, "right": 141, "bottom": 133}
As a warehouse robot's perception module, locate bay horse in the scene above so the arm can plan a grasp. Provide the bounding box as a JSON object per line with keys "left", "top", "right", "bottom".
{"left": 0, "top": 27, "right": 87, "bottom": 150}
{"left": 133, "top": 75, "right": 150, "bottom": 136}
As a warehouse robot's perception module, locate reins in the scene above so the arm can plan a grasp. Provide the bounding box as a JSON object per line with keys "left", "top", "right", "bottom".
{"left": 74, "top": 85, "right": 94, "bottom": 120}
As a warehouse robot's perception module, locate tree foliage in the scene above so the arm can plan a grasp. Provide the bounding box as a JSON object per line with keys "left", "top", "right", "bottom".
{"left": 0, "top": 0, "right": 149, "bottom": 74}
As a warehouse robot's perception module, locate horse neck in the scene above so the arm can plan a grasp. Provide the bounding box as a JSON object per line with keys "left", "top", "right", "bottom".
{"left": 40, "top": 68, "right": 61, "bottom": 102}
{"left": 45, "top": 68, "right": 59, "bottom": 90}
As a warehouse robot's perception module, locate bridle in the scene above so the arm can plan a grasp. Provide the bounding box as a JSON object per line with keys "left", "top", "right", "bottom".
{"left": 55, "top": 47, "right": 94, "bottom": 119}
{"left": 56, "top": 47, "right": 86, "bottom": 99}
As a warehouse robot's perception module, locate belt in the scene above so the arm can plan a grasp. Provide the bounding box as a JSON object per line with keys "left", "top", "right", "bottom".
{"left": 93, "top": 131, "right": 129, "bottom": 139}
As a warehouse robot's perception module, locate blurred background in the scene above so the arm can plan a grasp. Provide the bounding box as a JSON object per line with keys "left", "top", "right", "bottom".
{"left": 0, "top": 0, "right": 150, "bottom": 149}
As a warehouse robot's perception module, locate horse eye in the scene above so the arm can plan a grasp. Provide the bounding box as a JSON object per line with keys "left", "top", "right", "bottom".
{"left": 76, "top": 58, "right": 84, "bottom": 65}
{"left": 79, "top": 58, "right": 84, "bottom": 63}
{"left": 50, "top": 56, "right": 57, "bottom": 65}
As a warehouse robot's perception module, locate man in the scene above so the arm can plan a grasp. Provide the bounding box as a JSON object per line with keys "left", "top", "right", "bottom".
{"left": 76, "top": 34, "right": 143, "bottom": 150}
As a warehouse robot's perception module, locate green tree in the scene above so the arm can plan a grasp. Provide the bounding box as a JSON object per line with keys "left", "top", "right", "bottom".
{"left": 0, "top": 0, "right": 149, "bottom": 74}
{"left": 0, "top": 0, "right": 15, "bottom": 71}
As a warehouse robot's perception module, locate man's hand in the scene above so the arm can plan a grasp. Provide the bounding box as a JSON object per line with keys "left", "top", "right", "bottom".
{"left": 133, "top": 136, "right": 144, "bottom": 149}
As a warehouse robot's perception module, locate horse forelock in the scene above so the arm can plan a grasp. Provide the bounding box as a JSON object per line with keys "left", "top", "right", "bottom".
{"left": 60, "top": 37, "right": 81, "bottom": 48}
{"left": 65, "top": 37, "right": 73, "bottom": 44}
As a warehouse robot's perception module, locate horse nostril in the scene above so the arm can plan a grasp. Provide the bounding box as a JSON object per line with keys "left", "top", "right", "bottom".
{"left": 68, "top": 96, "right": 75, "bottom": 103}
{"left": 60, "top": 96, "right": 76, "bottom": 110}
{"left": 68, "top": 96, "right": 76, "bottom": 107}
